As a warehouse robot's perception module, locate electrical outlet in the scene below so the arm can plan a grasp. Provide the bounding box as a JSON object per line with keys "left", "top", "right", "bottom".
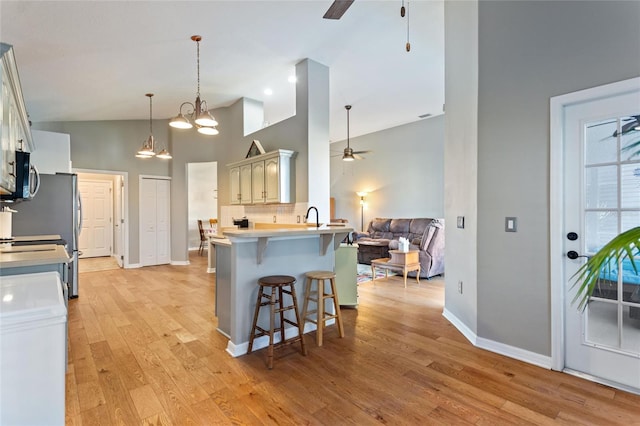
{"left": 458, "top": 280, "right": 463, "bottom": 294}
{"left": 297, "top": 215, "right": 300, "bottom": 223}
{"left": 273, "top": 215, "right": 276, "bottom": 223}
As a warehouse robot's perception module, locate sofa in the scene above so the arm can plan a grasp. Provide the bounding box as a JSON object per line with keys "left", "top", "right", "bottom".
{"left": 353, "top": 218, "right": 445, "bottom": 278}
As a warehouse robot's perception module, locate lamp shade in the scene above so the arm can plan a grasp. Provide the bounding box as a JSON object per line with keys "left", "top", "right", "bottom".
{"left": 197, "top": 126, "right": 219, "bottom": 136}
{"left": 169, "top": 113, "right": 193, "bottom": 129}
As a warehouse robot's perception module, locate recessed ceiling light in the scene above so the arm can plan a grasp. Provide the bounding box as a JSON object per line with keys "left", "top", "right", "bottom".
{"left": 288, "top": 75, "right": 297, "bottom": 83}
{"left": 264, "top": 88, "right": 273, "bottom": 96}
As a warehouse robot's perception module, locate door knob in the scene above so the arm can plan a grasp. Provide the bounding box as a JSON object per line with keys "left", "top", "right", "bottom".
{"left": 567, "top": 232, "right": 578, "bottom": 241}
{"left": 567, "top": 250, "right": 589, "bottom": 260}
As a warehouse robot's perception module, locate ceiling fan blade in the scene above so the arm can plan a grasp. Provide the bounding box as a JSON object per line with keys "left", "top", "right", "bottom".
{"left": 352, "top": 150, "right": 372, "bottom": 155}
{"left": 353, "top": 153, "right": 365, "bottom": 160}
{"left": 323, "top": 0, "right": 354, "bottom": 19}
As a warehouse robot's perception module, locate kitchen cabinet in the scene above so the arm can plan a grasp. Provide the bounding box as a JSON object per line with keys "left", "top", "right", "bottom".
{"left": 227, "top": 149, "right": 296, "bottom": 205}
{"left": 229, "top": 163, "right": 252, "bottom": 205}
{"left": 0, "top": 43, "right": 33, "bottom": 196}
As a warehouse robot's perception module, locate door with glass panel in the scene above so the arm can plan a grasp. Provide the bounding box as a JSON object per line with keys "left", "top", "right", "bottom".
{"left": 563, "top": 87, "right": 640, "bottom": 391}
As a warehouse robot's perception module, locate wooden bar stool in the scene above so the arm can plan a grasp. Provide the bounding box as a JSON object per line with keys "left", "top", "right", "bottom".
{"left": 301, "top": 270, "right": 345, "bottom": 346}
{"left": 247, "top": 275, "right": 307, "bottom": 369}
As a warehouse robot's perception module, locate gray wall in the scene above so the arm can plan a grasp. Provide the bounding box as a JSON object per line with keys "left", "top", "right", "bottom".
{"left": 34, "top": 58, "right": 329, "bottom": 265}
{"left": 443, "top": 0, "right": 640, "bottom": 356}
{"left": 330, "top": 115, "right": 444, "bottom": 229}
{"left": 32, "top": 119, "right": 171, "bottom": 265}
{"left": 443, "top": 0, "right": 478, "bottom": 332}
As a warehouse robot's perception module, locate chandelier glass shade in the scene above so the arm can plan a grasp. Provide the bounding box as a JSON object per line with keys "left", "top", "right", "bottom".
{"left": 169, "top": 35, "right": 219, "bottom": 135}
{"left": 136, "top": 93, "right": 171, "bottom": 159}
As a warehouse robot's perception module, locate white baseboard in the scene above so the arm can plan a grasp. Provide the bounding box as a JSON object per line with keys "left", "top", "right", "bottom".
{"left": 171, "top": 260, "right": 190, "bottom": 266}
{"left": 442, "top": 308, "right": 552, "bottom": 370}
{"left": 125, "top": 263, "right": 142, "bottom": 269}
{"left": 207, "top": 267, "right": 216, "bottom": 273}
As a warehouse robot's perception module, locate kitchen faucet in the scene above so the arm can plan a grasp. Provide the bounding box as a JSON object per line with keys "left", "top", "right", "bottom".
{"left": 305, "top": 206, "right": 319, "bottom": 228}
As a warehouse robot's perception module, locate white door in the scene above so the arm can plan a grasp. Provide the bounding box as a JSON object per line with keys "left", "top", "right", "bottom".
{"left": 114, "top": 175, "right": 124, "bottom": 267}
{"left": 562, "top": 83, "right": 640, "bottom": 391}
{"left": 78, "top": 179, "right": 112, "bottom": 258}
{"left": 140, "top": 177, "right": 171, "bottom": 266}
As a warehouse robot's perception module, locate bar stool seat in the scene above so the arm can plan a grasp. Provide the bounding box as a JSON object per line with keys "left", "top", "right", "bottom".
{"left": 247, "top": 275, "right": 307, "bottom": 369}
{"left": 301, "top": 270, "right": 345, "bottom": 346}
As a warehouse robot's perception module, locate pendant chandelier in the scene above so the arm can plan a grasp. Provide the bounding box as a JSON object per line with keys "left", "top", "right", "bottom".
{"left": 169, "top": 35, "right": 219, "bottom": 135}
{"left": 136, "top": 93, "right": 172, "bottom": 159}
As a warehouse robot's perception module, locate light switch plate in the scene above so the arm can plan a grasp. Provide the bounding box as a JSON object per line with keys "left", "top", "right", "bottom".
{"left": 505, "top": 217, "right": 517, "bottom": 232}
{"left": 457, "top": 216, "right": 465, "bottom": 229}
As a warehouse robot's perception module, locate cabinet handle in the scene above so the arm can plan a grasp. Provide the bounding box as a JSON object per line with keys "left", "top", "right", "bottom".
{"left": 17, "top": 139, "right": 23, "bottom": 151}
{"left": 8, "top": 161, "right": 16, "bottom": 177}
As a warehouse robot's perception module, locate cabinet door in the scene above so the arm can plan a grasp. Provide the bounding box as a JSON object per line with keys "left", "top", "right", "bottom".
{"left": 229, "top": 167, "right": 241, "bottom": 205}
{"left": 0, "top": 80, "right": 15, "bottom": 194}
{"left": 239, "top": 164, "right": 252, "bottom": 204}
{"left": 251, "top": 161, "right": 265, "bottom": 203}
{"left": 264, "top": 157, "right": 280, "bottom": 203}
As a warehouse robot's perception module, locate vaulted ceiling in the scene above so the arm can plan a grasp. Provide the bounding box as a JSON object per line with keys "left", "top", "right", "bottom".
{"left": 0, "top": 0, "right": 444, "bottom": 142}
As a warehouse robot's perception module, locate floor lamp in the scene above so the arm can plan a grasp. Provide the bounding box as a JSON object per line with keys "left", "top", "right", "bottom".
{"left": 357, "top": 192, "right": 367, "bottom": 232}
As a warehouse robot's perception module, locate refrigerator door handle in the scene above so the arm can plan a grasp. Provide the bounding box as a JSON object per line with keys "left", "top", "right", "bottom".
{"left": 76, "top": 192, "right": 83, "bottom": 242}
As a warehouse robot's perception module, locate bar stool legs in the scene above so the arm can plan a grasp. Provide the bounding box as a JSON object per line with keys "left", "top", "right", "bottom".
{"left": 301, "top": 271, "right": 345, "bottom": 346}
{"left": 247, "top": 275, "right": 306, "bottom": 369}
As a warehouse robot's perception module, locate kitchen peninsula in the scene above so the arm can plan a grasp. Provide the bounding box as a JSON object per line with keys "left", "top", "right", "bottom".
{"left": 213, "top": 224, "right": 353, "bottom": 357}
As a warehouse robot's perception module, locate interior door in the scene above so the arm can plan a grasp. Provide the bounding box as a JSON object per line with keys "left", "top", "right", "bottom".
{"left": 563, "top": 87, "right": 640, "bottom": 391}
{"left": 140, "top": 177, "right": 171, "bottom": 266}
{"left": 114, "top": 175, "right": 124, "bottom": 267}
{"left": 78, "top": 179, "right": 112, "bottom": 258}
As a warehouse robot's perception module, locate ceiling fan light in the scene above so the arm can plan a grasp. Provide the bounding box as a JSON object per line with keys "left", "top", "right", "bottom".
{"left": 169, "top": 113, "right": 193, "bottom": 129}
{"left": 342, "top": 153, "right": 355, "bottom": 162}
{"left": 156, "top": 148, "right": 172, "bottom": 159}
{"left": 197, "top": 125, "right": 219, "bottom": 136}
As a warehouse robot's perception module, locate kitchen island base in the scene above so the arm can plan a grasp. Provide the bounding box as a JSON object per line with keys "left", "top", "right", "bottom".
{"left": 213, "top": 226, "right": 352, "bottom": 357}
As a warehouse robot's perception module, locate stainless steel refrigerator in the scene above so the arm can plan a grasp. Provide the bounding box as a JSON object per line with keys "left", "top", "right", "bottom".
{"left": 11, "top": 173, "right": 82, "bottom": 298}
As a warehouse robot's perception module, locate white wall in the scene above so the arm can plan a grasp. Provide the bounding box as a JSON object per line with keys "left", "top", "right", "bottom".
{"left": 30, "top": 130, "right": 71, "bottom": 173}
{"left": 330, "top": 115, "right": 445, "bottom": 228}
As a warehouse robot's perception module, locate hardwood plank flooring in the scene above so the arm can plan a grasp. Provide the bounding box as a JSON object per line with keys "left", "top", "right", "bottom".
{"left": 67, "top": 253, "right": 640, "bottom": 425}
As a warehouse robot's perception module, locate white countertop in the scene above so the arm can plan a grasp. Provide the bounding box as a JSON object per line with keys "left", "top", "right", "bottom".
{"left": 0, "top": 245, "right": 70, "bottom": 268}
{"left": 223, "top": 225, "right": 353, "bottom": 239}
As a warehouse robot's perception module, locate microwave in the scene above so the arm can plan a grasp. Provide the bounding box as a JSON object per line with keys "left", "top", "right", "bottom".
{"left": 0, "top": 151, "right": 40, "bottom": 201}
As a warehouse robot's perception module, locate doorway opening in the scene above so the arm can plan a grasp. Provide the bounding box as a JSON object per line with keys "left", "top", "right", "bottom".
{"left": 75, "top": 169, "right": 129, "bottom": 270}
{"left": 187, "top": 162, "right": 218, "bottom": 253}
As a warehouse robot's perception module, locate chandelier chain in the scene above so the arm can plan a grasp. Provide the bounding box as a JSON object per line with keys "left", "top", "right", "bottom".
{"left": 196, "top": 39, "right": 201, "bottom": 97}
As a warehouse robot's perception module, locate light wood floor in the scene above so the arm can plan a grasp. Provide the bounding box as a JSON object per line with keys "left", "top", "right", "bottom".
{"left": 67, "top": 253, "right": 640, "bottom": 425}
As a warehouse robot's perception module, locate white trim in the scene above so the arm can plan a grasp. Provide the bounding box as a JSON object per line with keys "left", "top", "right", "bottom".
{"left": 170, "top": 260, "right": 190, "bottom": 266}
{"left": 549, "top": 77, "right": 640, "bottom": 373}
{"left": 442, "top": 308, "right": 477, "bottom": 345}
{"left": 125, "top": 263, "right": 142, "bottom": 269}
{"left": 564, "top": 369, "right": 640, "bottom": 396}
{"left": 443, "top": 309, "right": 552, "bottom": 370}
{"left": 73, "top": 168, "right": 130, "bottom": 269}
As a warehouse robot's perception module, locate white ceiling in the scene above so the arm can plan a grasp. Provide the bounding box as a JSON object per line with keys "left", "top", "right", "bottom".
{"left": 0, "top": 0, "right": 444, "bottom": 142}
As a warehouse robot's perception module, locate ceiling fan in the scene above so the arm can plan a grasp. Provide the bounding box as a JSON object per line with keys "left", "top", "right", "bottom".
{"left": 323, "top": 0, "right": 355, "bottom": 20}
{"left": 335, "top": 105, "right": 371, "bottom": 161}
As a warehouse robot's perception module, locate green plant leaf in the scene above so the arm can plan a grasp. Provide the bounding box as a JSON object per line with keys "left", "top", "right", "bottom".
{"left": 571, "top": 226, "right": 640, "bottom": 311}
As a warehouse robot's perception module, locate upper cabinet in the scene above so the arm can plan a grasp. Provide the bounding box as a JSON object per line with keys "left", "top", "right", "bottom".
{"left": 0, "top": 44, "right": 33, "bottom": 195}
{"left": 227, "top": 149, "right": 296, "bottom": 205}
